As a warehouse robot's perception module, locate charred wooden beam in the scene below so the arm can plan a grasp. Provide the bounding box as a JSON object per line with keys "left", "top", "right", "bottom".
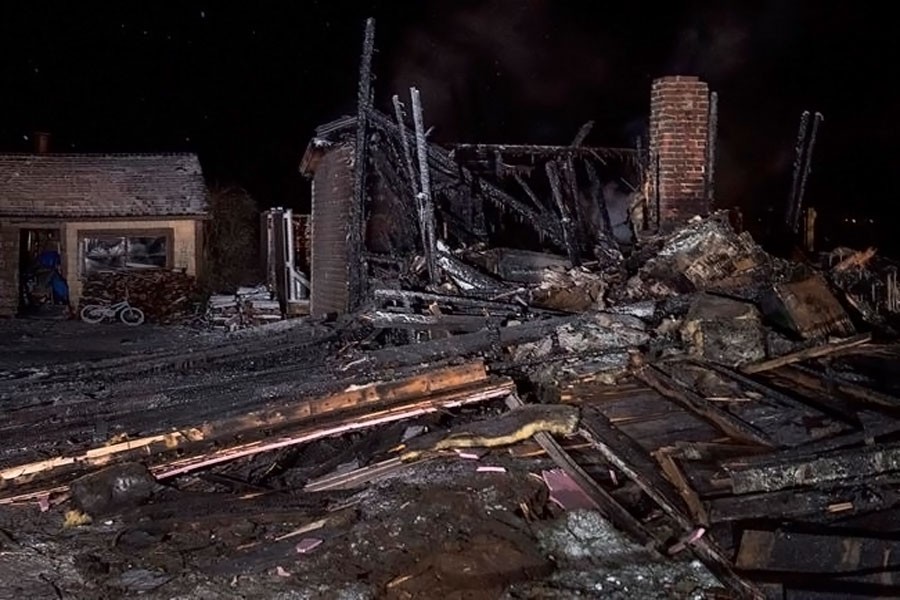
{"left": 638, "top": 366, "right": 776, "bottom": 448}
{"left": 737, "top": 528, "right": 900, "bottom": 590}
{"left": 349, "top": 17, "right": 376, "bottom": 310}
{"left": 154, "top": 377, "right": 515, "bottom": 480}
{"left": 654, "top": 447, "right": 710, "bottom": 525}
{"left": 793, "top": 112, "right": 823, "bottom": 234}
{"left": 304, "top": 456, "right": 423, "bottom": 492}
{"left": 365, "top": 311, "right": 505, "bottom": 332}
{"left": 778, "top": 364, "right": 900, "bottom": 409}
{"left": 585, "top": 160, "right": 614, "bottom": 235}
{"left": 561, "top": 156, "right": 589, "bottom": 253}
{"left": 741, "top": 334, "right": 871, "bottom": 375}
{"left": 374, "top": 288, "right": 551, "bottom": 314}
{"left": 391, "top": 95, "right": 422, "bottom": 211}
{"left": 694, "top": 360, "right": 838, "bottom": 416}
{"left": 0, "top": 361, "right": 494, "bottom": 495}
{"left": 571, "top": 120, "right": 595, "bottom": 147}
{"left": 705, "top": 91, "right": 718, "bottom": 205}
{"left": 435, "top": 244, "right": 508, "bottom": 292}
{"left": 409, "top": 87, "right": 439, "bottom": 284}
{"left": 364, "top": 315, "right": 576, "bottom": 370}
{"left": 512, "top": 172, "right": 548, "bottom": 213}
{"left": 707, "top": 480, "right": 899, "bottom": 523}
{"left": 545, "top": 160, "right": 580, "bottom": 266}
{"left": 725, "top": 440, "right": 900, "bottom": 495}
{"left": 577, "top": 406, "right": 762, "bottom": 599}
{"left": 451, "top": 143, "right": 638, "bottom": 160}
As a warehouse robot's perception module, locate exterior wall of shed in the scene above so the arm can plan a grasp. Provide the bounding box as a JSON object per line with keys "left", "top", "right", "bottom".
{"left": 648, "top": 76, "right": 711, "bottom": 230}
{"left": 63, "top": 219, "right": 200, "bottom": 305}
{"left": 310, "top": 144, "right": 354, "bottom": 316}
{"left": 0, "top": 226, "right": 18, "bottom": 316}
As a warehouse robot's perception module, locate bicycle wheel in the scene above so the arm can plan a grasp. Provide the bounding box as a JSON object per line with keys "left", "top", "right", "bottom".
{"left": 80, "top": 305, "right": 106, "bottom": 324}
{"left": 119, "top": 307, "right": 145, "bottom": 326}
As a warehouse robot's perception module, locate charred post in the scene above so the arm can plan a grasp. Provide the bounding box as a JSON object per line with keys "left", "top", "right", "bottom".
{"left": 350, "top": 17, "right": 376, "bottom": 310}
{"left": 410, "top": 87, "right": 439, "bottom": 284}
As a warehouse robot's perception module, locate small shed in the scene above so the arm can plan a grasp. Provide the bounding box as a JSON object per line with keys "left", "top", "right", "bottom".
{"left": 0, "top": 153, "right": 209, "bottom": 316}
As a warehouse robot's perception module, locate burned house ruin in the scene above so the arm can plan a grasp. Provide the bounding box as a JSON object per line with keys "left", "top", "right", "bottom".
{"left": 299, "top": 72, "right": 717, "bottom": 317}
{"left": 4, "top": 16, "right": 900, "bottom": 600}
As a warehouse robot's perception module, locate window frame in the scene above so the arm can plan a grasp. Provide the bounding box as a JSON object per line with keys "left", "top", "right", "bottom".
{"left": 78, "top": 228, "right": 175, "bottom": 277}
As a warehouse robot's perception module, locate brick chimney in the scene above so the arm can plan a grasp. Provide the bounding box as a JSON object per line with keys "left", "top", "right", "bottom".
{"left": 647, "top": 76, "right": 714, "bottom": 230}
{"left": 33, "top": 132, "right": 51, "bottom": 154}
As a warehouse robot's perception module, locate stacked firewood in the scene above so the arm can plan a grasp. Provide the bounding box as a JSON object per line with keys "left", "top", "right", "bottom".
{"left": 206, "top": 285, "right": 282, "bottom": 331}
{"left": 79, "top": 270, "right": 197, "bottom": 323}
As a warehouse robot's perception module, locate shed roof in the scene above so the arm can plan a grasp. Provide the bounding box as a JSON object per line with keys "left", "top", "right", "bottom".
{"left": 0, "top": 153, "right": 209, "bottom": 219}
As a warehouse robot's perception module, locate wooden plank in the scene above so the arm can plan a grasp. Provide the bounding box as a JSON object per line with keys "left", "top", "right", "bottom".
{"left": 725, "top": 440, "right": 900, "bottom": 495}
{"left": 303, "top": 457, "right": 424, "bottom": 492}
{"left": 776, "top": 365, "right": 900, "bottom": 409}
{"left": 741, "top": 334, "right": 871, "bottom": 375}
{"left": 363, "top": 315, "right": 575, "bottom": 369}
{"left": 366, "top": 311, "right": 505, "bottom": 332}
{"left": 0, "top": 361, "right": 490, "bottom": 489}
{"left": 2, "top": 377, "right": 516, "bottom": 503}
{"left": 577, "top": 406, "right": 763, "bottom": 599}
{"left": 737, "top": 529, "right": 900, "bottom": 588}
{"left": 654, "top": 448, "right": 710, "bottom": 525}
{"left": 155, "top": 378, "right": 515, "bottom": 478}
{"left": 707, "top": 481, "right": 899, "bottom": 523}
{"left": 637, "top": 366, "right": 776, "bottom": 448}
{"left": 720, "top": 414, "right": 900, "bottom": 475}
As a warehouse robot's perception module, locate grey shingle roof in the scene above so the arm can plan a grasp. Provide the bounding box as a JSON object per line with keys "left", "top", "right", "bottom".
{"left": 0, "top": 153, "right": 209, "bottom": 219}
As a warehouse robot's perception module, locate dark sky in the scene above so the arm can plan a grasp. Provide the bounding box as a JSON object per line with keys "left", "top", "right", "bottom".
{"left": 1, "top": 1, "right": 894, "bottom": 247}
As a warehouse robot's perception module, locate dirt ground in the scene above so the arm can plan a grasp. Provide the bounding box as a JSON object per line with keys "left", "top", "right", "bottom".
{"left": 0, "top": 456, "right": 718, "bottom": 600}
{"left": 0, "top": 317, "right": 205, "bottom": 372}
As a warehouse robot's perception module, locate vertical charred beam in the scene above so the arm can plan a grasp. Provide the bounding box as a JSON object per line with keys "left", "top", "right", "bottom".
{"left": 350, "top": 17, "right": 376, "bottom": 310}
{"left": 794, "top": 112, "right": 823, "bottom": 234}
{"left": 585, "top": 160, "right": 613, "bottom": 235}
{"left": 391, "top": 94, "right": 429, "bottom": 256}
{"left": 571, "top": 120, "right": 595, "bottom": 147}
{"left": 410, "top": 87, "right": 439, "bottom": 284}
{"left": 561, "top": 157, "right": 587, "bottom": 250}
{"left": 652, "top": 150, "right": 661, "bottom": 231}
{"left": 705, "top": 91, "right": 718, "bottom": 206}
{"left": 786, "top": 111, "right": 810, "bottom": 231}
{"left": 545, "top": 160, "right": 580, "bottom": 266}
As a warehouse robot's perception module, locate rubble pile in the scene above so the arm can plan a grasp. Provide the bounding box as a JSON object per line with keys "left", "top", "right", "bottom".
{"left": 3, "top": 23, "right": 900, "bottom": 600}
{"left": 79, "top": 270, "right": 196, "bottom": 323}
{"left": 5, "top": 206, "right": 900, "bottom": 598}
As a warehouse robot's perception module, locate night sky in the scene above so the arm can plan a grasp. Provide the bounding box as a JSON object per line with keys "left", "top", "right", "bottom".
{"left": 1, "top": 2, "right": 895, "bottom": 250}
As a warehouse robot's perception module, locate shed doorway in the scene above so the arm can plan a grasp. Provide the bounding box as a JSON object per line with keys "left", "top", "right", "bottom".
{"left": 19, "top": 228, "right": 69, "bottom": 316}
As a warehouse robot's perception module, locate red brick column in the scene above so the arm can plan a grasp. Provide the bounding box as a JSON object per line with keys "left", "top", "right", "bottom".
{"left": 648, "top": 76, "right": 711, "bottom": 230}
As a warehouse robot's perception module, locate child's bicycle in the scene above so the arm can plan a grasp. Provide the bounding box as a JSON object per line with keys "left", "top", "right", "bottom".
{"left": 80, "top": 298, "right": 145, "bottom": 326}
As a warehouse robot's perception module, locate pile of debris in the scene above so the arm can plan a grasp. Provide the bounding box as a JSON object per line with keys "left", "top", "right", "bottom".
{"left": 4, "top": 208, "right": 900, "bottom": 597}
{"left": 79, "top": 270, "right": 196, "bottom": 323}
{"left": 206, "top": 285, "right": 283, "bottom": 331}
{"left": 4, "top": 21, "right": 900, "bottom": 599}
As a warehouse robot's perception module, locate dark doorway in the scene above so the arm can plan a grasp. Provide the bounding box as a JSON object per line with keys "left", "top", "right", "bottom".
{"left": 18, "top": 228, "right": 69, "bottom": 317}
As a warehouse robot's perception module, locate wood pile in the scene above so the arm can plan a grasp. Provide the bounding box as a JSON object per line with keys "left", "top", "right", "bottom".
{"left": 79, "top": 270, "right": 196, "bottom": 323}
{"left": 206, "top": 285, "right": 283, "bottom": 331}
